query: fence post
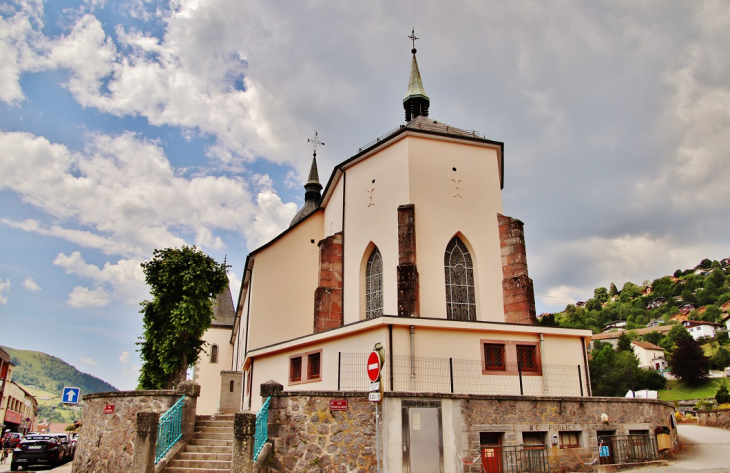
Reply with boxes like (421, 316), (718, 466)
(629, 369), (635, 397)
(231, 412), (257, 473)
(449, 358), (454, 394)
(131, 411), (159, 473)
(578, 365), (583, 397)
(338, 352), (341, 391)
(518, 362), (524, 396)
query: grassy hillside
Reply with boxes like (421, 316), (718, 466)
(2, 346), (117, 423)
(657, 378), (728, 401)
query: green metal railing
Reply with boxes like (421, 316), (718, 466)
(155, 396), (185, 464)
(254, 397), (271, 460)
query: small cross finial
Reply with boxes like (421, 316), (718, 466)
(307, 131), (325, 156)
(408, 27), (419, 52)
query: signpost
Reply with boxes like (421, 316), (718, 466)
(62, 387), (81, 405)
(367, 343), (385, 473)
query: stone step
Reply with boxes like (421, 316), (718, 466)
(194, 425), (233, 434)
(169, 459), (232, 469)
(196, 414), (235, 421)
(193, 432), (234, 440)
(185, 445), (232, 454)
(188, 438), (233, 447)
(195, 421), (234, 428)
(176, 452), (232, 462)
(165, 466), (230, 473)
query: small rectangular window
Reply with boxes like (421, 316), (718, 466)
(483, 344), (506, 371)
(307, 352), (321, 380)
(290, 356), (302, 382)
(516, 345), (538, 372)
(560, 431), (581, 449)
(522, 432), (546, 447)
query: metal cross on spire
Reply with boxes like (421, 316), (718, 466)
(307, 131), (325, 157)
(408, 27), (419, 52)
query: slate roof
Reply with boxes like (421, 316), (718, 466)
(631, 340), (664, 351)
(211, 284), (235, 328)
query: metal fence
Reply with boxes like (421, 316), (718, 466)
(479, 445), (549, 473)
(253, 396), (271, 460)
(598, 435), (658, 465)
(339, 353), (588, 397)
(155, 396), (185, 464)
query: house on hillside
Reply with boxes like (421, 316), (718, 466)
(678, 302), (696, 315)
(721, 257), (730, 267)
(682, 320), (722, 340)
(646, 297), (666, 310)
(602, 320), (627, 332)
(631, 341), (666, 371)
(589, 324), (674, 351)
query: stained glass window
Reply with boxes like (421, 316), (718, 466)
(366, 247), (383, 319)
(445, 237), (476, 320)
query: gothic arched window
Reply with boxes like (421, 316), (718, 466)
(444, 236), (476, 321)
(366, 247), (384, 319)
(211, 344), (219, 364)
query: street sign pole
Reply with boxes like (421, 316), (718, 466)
(367, 344), (385, 473)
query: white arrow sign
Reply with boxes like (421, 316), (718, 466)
(62, 387), (81, 405)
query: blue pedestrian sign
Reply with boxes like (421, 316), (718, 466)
(62, 386), (81, 405)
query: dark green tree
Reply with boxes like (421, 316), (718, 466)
(609, 283), (619, 297)
(660, 324), (693, 352)
(642, 331), (663, 346)
(589, 344), (665, 396)
(716, 384), (730, 405)
(586, 298), (602, 311)
(137, 246), (229, 389)
(594, 287), (609, 304)
(668, 338), (710, 385)
(710, 347), (730, 370)
(617, 332), (633, 352)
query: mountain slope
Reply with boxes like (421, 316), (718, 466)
(2, 346), (117, 396)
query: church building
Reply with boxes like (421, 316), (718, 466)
(188, 36), (654, 473)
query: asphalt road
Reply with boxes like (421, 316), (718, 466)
(0, 457), (72, 472)
(622, 424), (730, 473)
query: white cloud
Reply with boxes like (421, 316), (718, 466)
(79, 356), (98, 366)
(22, 277), (41, 291)
(54, 251), (147, 306)
(0, 278), (10, 305)
(67, 285), (111, 307)
(119, 351), (138, 376)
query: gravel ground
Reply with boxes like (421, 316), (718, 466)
(621, 424), (730, 473)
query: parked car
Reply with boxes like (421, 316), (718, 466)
(48, 433), (74, 461)
(10, 435), (63, 471)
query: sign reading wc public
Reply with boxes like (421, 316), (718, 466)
(62, 386), (81, 405)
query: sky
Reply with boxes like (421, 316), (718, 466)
(1, 0), (729, 391)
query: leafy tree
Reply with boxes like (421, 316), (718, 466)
(710, 347), (730, 370)
(698, 258), (712, 270)
(594, 287), (609, 304)
(680, 289), (697, 305)
(586, 298), (602, 311)
(702, 305), (722, 323)
(137, 246), (229, 389)
(668, 338), (710, 385)
(716, 384), (730, 405)
(589, 344), (665, 396)
(609, 283), (619, 297)
(660, 324), (693, 351)
(674, 269), (683, 278)
(617, 332), (633, 352)
(642, 331), (663, 346)
(537, 313), (557, 327)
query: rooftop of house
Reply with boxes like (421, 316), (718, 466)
(592, 324), (674, 340)
(631, 340), (664, 351)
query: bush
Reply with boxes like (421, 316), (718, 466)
(716, 384), (730, 405)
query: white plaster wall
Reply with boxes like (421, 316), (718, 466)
(340, 139), (410, 323)
(407, 136), (505, 322)
(194, 328), (234, 415)
(323, 176), (344, 237)
(245, 212), (324, 351)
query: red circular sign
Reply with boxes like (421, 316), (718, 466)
(367, 351), (381, 382)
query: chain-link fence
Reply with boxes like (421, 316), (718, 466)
(338, 353), (589, 396)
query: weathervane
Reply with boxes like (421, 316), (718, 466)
(307, 131), (325, 157)
(408, 27), (419, 53)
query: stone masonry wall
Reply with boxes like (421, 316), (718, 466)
(461, 396), (677, 473)
(697, 408), (730, 430)
(265, 391), (377, 473)
(397, 204), (420, 317)
(314, 232), (343, 333)
(73, 383), (198, 473)
(498, 214), (537, 325)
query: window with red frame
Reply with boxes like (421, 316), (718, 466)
(516, 345), (538, 372)
(483, 344), (506, 371)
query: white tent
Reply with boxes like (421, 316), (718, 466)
(625, 389), (658, 399)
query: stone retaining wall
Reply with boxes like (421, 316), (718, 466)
(260, 383), (676, 473)
(697, 408), (730, 430)
(72, 382), (198, 473)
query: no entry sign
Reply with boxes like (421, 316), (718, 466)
(367, 351), (381, 382)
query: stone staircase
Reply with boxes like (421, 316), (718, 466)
(164, 414), (234, 473)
